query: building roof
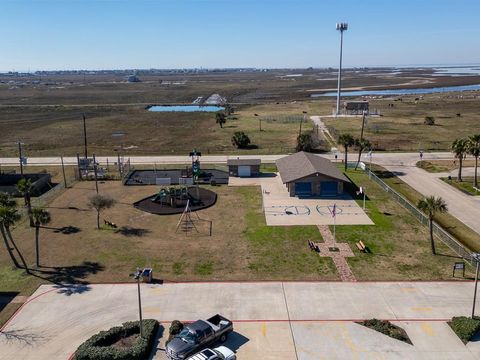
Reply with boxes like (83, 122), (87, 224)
(276, 152), (349, 184)
(227, 158), (261, 166)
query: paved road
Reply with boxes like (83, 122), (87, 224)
(0, 282), (479, 359)
(370, 153), (480, 237)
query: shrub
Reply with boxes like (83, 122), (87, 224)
(166, 320), (184, 344)
(424, 116), (435, 126)
(75, 319), (159, 360)
(231, 131), (251, 149)
(358, 319), (412, 345)
(296, 133), (314, 152)
(448, 316), (480, 344)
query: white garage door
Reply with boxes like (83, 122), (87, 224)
(238, 165), (251, 177)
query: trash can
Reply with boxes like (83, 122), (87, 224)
(142, 268), (153, 283)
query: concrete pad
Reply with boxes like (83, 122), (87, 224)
(1, 282), (479, 359)
(230, 174), (373, 226)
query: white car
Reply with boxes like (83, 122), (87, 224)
(187, 346), (236, 360)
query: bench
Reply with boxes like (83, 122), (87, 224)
(308, 241), (320, 253)
(355, 241), (369, 253)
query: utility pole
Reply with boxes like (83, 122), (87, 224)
(336, 22), (348, 116)
(82, 113), (88, 160)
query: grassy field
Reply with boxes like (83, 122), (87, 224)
(1, 71), (480, 157)
(0, 103), (316, 157)
(441, 177), (480, 196)
(323, 94), (480, 151)
(337, 169), (475, 280)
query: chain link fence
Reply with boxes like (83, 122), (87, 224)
(356, 162), (475, 265)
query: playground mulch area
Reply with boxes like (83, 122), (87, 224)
(133, 186), (217, 215)
(124, 169), (229, 186)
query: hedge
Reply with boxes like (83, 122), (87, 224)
(448, 316), (480, 344)
(75, 319), (159, 360)
(358, 319), (412, 345)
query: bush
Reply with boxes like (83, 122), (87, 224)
(167, 320), (184, 344)
(359, 319), (412, 345)
(296, 133), (314, 152)
(75, 319), (159, 360)
(231, 131), (251, 149)
(449, 316), (480, 344)
(424, 116), (435, 126)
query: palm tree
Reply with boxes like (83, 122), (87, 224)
(417, 196), (448, 255)
(0, 193), (20, 268)
(451, 138), (468, 182)
(89, 194), (116, 229)
(31, 207), (51, 267)
(467, 134), (480, 188)
(16, 178), (34, 226)
(0, 205), (29, 273)
(355, 138), (371, 170)
(338, 134), (355, 171)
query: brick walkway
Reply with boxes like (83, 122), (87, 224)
(316, 225), (356, 282)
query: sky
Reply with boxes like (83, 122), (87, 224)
(1, 0), (480, 71)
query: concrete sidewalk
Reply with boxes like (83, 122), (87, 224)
(1, 282), (479, 359)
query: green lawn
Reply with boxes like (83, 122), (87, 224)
(441, 177), (480, 196)
(335, 169), (475, 280)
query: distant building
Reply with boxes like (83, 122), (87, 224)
(344, 101), (369, 115)
(127, 75), (140, 83)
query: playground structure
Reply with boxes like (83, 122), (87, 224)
(133, 185), (217, 215)
(151, 185), (201, 209)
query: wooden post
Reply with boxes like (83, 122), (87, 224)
(61, 155), (67, 188)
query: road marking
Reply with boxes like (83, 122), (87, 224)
(261, 323), (267, 337)
(143, 306), (161, 314)
(401, 287), (418, 292)
(411, 307), (433, 312)
(421, 323), (435, 336)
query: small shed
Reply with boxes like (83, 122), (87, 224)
(227, 158), (261, 177)
(276, 152), (349, 197)
(344, 101), (369, 115)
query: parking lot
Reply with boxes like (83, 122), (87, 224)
(229, 174), (373, 226)
(1, 282), (479, 359)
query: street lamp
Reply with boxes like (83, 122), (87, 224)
(16, 140), (26, 176)
(132, 268), (145, 338)
(254, 113), (261, 131)
(472, 253), (480, 318)
(336, 22), (348, 116)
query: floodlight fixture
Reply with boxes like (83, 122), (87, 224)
(335, 22), (348, 115)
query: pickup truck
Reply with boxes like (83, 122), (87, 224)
(166, 314), (233, 360)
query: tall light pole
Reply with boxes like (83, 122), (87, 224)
(133, 268), (144, 338)
(336, 22), (348, 116)
(16, 140), (25, 176)
(472, 253), (480, 318)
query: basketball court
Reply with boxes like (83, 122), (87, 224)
(229, 174), (373, 226)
